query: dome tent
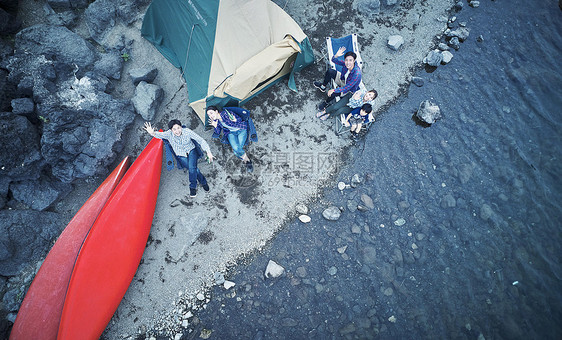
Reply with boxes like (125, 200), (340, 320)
(141, 0), (314, 123)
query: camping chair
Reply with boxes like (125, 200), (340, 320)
(334, 110), (375, 136)
(325, 34), (371, 135)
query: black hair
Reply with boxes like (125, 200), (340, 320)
(368, 90), (378, 99)
(344, 51), (357, 60)
(361, 103), (372, 113)
(206, 105), (219, 112)
(168, 119), (182, 129)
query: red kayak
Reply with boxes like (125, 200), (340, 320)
(57, 137), (162, 340)
(10, 157), (131, 340)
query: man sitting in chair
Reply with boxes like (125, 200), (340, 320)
(314, 46), (362, 111)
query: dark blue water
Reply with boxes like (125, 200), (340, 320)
(177, 1), (562, 339)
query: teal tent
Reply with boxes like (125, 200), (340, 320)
(141, 0), (314, 121)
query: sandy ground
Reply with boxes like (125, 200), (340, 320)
(17, 0), (455, 338)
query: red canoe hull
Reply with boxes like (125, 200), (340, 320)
(9, 157), (131, 340)
(57, 138), (162, 340)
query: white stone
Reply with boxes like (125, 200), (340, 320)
(265, 260), (285, 278)
(387, 35), (404, 50)
(196, 292), (205, 301)
(394, 218), (406, 226)
(299, 215), (311, 223)
(338, 181), (347, 190)
(441, 51), (453, 64)
(224, 280), (236, 289)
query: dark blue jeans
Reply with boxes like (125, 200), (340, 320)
(322, 68), (342, 104)
(177, 151), (207, 189)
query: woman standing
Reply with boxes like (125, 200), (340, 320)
(144, 120), (214, 197)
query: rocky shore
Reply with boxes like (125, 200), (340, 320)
(0, 0), (462, 338)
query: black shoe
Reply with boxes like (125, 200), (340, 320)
(190, 188), (197, 197)
(245, 161), (254, 173)
(313, 81), (326, 92)
(202, 184), (210, 192)
(318, 101), (328, 111)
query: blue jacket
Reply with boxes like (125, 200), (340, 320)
(212, 107), (258, 146)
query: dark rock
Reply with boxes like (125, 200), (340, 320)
(132, 81), (164, 121)
(0, 176), (9, 210)
(0, 114), (44, 182)
(360, 194), (375, 209)
(322, 206), (341, 221)
(448, 37), (460, 50)
(10, 98), (34, 116)
(477, 35), (484, 42)
(454, 1), (463, 11)
(446, 27), (470, 42)
(47, 0), (71, 11)
(85, 0), (117, 44)
(10, 178), (70, 211)
(69, 0), (89, 9)
(0, 7), (21, 35)
(416, 100), (442, 124)
(440, 194), (456, 208)
(14, 24), (95, 69)
(94, 51), (123, 80)
(0, 209), (62, 276)
(2, 287), (22, 312)
(353, 0), (381, 16)
(411, 76), (424, 87)
(423, 50), (443, 67)
(129, 67), (158, 86)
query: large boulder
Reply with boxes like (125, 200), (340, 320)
(38, 77), (135, 182)
(416, 100), (442, 124)
(0, 209), (62, 277)
(93, 50), (123, 80)
(14, 24), (95, 69)
(131, 81), (164, 121)
(85, 0), (151, 44)
(0, 0), (21, 36)
(129, 67), (158, 86)
(10, 178), (70, 211)
(0, 113), (44, 182)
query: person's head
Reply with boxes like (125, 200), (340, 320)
(206, 105), (220, 120)
(168, 119), (182, 136)
(363, 90), (378, 102)
(360, 103), (372, 115)
(344, 51), (357, 70)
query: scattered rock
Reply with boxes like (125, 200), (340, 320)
(469, 1), (480, 8)
(448, 36), (460, 50)
(223, 280), (235, 289)
(351, 224), (361, 234)
(398, 200), (410, 211)
(438, 43), (450, 51)
(296, 266), (307, 278)
(353, 0), (381, 16)
(388, 315), (397, 323)
(196, 293), (205, 301)
(387, 35), (404, 50)
(383, 287), (393, 296)
(295, 203), (309, 215)
(129, 67), (158, 86)
(213, 272), (225, 285)
(132, 81), (164, 121)
(337, 245), (348, 254)
(298, 215), (311, 223)
(322, 206), (342, 221)
(423, 49), (443, 67)
(416, 100), (442, 124)
(480, 204), (493, 221)
(441, 50), (453, 64)
(328, 266), (337, 275)
(337, 181), (347, 191)
(454, 0), (463, 11)
(394, 218), (406, 226)
(350, 174), (362, 188)
(441, 194), (456, 208)
(411, 76), (424, 87)
(477, 34), (484, 42)
(360, 194), (375, 209)
(265, 260), (285, 278)
(446, 27), (470, 42)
